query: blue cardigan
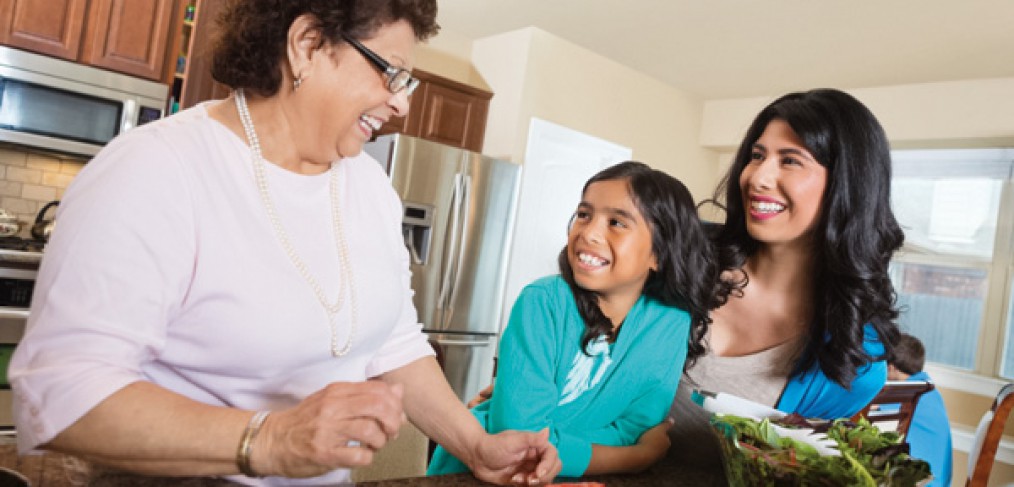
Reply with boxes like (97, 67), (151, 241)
(903, 371), (952, 487)
(776, 324), (888, 419)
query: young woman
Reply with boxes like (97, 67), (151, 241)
(689, 88), (903, 418)
(9, 1), (559, 485)
(429, 162), (727, 477)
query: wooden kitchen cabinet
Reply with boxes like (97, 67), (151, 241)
(0, 0), (177, 81)
(377, 68), (492, 153)
(81, 0), (176, 80)
(0, 0), (89, 60)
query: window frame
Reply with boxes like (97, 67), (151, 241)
(889, 149), (1014, 380)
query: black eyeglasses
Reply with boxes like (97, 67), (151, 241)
(341, 34), (419, 96)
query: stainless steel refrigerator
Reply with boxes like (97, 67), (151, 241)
(364, 134), (521, 403)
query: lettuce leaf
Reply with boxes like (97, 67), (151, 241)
(711, 415), (931, 486)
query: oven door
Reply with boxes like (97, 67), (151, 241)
(0, 307), (26, 432)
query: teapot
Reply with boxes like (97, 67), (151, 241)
(32, 201), (59, 242)
(0, 208), (21, 237)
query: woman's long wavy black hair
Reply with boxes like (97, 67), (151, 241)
(559, 162), (730, 368)
(713, 88), (904, 387)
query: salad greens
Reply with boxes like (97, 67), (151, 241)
(712, 414), (931, 486)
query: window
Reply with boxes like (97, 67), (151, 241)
(890, 149), (1014, 377)
(1005, 282), (1014, 377)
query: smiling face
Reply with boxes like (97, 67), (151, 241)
(739, 118), (828, 248)
(295, 20), (416, 164)
(567, 179), (657, 303)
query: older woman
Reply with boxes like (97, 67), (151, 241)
(9, 1), (559, 485)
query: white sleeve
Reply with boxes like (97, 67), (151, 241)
(9, 127), (197, 451)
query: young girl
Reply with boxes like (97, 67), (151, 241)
(427, 161), (726, 477)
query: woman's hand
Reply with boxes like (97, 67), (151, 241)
(465, 428), (561, 485)
(251, 381), (406, 478)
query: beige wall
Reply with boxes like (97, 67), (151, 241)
(941, 388), (1010, 485)
(470, 29), (533, 164)
(953, 449), (1014, 487)
(699, 78), (1014, 150)
(467, 27), (720, 202)
(415, 29), (491, 91)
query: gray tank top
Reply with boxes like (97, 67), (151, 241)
(686, 336), (802, 406)
(667, 336), (805, 464)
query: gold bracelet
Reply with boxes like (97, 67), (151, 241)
(236, 410), (271, 478)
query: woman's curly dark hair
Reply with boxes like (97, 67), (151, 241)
(712, 88), (904, 388)
(211, 0), (438, 97)
(558, 161), (731, 369)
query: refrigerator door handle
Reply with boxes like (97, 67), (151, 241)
(403, 231), (424, 265)
(431, 337), (491, 347)
(437, 173), (464, 325)
(444, 173), (472, 327)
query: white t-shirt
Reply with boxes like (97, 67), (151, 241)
(9, 104), (434, 485)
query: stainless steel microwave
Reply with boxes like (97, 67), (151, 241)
(0, 45), (168, 158)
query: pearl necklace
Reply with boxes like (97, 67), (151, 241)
(235, 89), (357, 357)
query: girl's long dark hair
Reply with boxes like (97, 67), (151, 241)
(558, 161), (731, 368)
(713, 88), (903, 387)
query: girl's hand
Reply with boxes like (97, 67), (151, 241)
(250, 381), (406, 478)
(634, 417), (675, 469)
(468, 383), (494, 408)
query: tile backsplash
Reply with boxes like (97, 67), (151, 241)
(0, 144), (84, 238)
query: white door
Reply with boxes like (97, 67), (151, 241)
(499, 118), (632, 336)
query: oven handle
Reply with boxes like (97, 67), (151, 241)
(0, 307), (29, 320)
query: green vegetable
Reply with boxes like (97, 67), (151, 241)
(711, 414), (931, 486)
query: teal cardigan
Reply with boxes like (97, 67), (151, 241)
(427, 275), (690, 477)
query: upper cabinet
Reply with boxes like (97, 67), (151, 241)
(0, 0), (177, 81)
(0, 0), (89, 60)
(378, 69), (492, 153)
(81, 0), (176, 80)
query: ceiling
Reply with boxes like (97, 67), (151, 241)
(434, 0), (1014, 100)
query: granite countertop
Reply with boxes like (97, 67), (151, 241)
(0, 427), (727, 486)
(355, 441), (726, 486)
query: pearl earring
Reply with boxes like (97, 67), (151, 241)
(293, 75), (303, 91)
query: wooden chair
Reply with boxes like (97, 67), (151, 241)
(851, 380), (935, 436)
(967, 383), (1014, 487)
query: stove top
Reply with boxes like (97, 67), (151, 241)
(0, 237), (44, 267)
(0, 237), (44, 253)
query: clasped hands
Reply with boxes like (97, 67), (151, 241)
(246, 381), (560, 484)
